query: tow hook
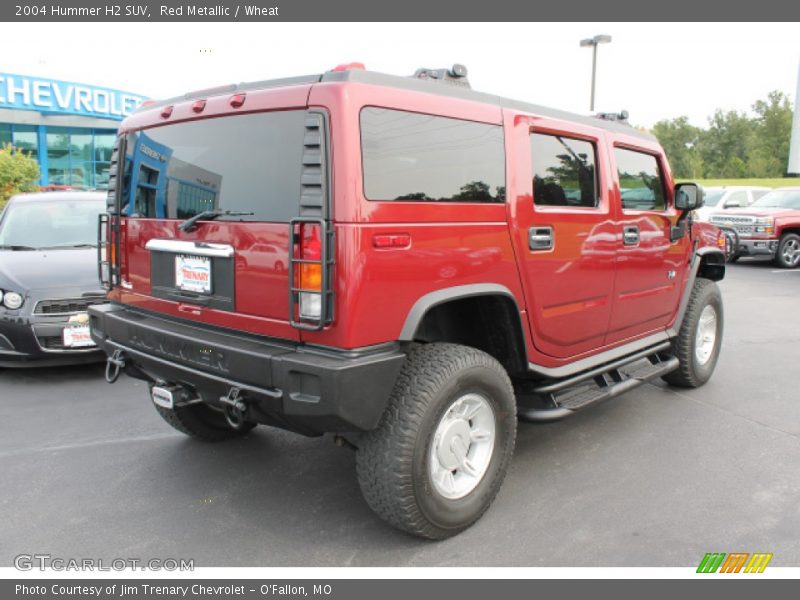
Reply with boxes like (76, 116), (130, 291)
(220, 387), (248, 429)
(105, 349), (126, 383)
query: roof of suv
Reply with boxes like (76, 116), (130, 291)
(141, 67), (656, 142)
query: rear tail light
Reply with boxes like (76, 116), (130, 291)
(331, 62), (366, 72)
(289, 218), (332, 329)
(294, 222), (324, 321)
(98, 213), (120, 289)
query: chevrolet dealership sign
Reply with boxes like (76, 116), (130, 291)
(0, 73), (147, 120)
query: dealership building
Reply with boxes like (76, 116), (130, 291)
(0, 73), (147, 188)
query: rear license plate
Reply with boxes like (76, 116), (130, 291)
(62, 321), (95, 348)
(175, 255), (212, 294)
(151, 386), (175, 409)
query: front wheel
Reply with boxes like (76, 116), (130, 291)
(775, 233), (800, 269)
(663, 278), (723, 388)
(724, 233), (739, 263)
(356, 343), (517, 540)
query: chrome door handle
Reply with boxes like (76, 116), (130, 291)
(623, 225), (640, 246)
(529, 227), (554, 251)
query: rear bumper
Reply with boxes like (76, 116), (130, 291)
(88, 303), (406, 434)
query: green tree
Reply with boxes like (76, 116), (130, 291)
(0, 144), (40, 208)
(749, 91), (793, 177)
(652, 116), (703, 178)
(697, 110), (756, 178)
(451, 180), (495, 202)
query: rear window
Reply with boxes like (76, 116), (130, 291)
(120, 110), (306, 222)
(360, 107), (505, 203)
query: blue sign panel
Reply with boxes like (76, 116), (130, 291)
(0, 73), (147, 121)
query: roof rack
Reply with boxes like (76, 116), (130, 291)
(131, 65), (654, 142)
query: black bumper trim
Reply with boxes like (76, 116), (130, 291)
(103, 339), (284, 400)
(89, 303), (407, 434)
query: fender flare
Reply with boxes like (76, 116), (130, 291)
(398, 283), (523, 341)
(669, 246), (725, 337)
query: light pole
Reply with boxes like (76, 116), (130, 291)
(580, 35), (612, 112)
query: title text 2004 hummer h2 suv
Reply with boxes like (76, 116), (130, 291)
(90, 64), (726, 539)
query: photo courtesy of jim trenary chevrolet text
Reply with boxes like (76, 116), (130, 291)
(1, 0), (800, 596)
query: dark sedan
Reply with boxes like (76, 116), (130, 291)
(0, 191), (107, 367)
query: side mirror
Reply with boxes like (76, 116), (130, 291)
(675, 183), (704, 211)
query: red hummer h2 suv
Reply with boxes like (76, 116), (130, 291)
(90, 64), (726, 539)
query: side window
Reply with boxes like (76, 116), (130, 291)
(615, 148), (666, 211)
(531, 133), (598, 208)
(725, 191), (747, 207)
(750, 189), (769, 204)
(360, 107), (506, 203)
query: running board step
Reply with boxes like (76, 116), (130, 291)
(517, 354), (679, 423)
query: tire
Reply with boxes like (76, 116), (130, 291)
(356, 343), (517, 540)
(774, 233), (800, 269)
(154, 398), (256, 442)
(723, 233), (736, 262)
(662, 278), (723, 388)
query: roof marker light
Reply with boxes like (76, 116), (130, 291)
(332, 62), (366, 72)
(192, 100), (206, 113)
(230, 94), (246, 108)
(160, 105), (173, 118)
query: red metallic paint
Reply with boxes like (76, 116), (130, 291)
(110, 78), (722, 370)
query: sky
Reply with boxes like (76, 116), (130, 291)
(1, 21), (798, 128)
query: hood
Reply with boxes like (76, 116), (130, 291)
(0, 248), (104, 296)
(716, 207), (799, 219)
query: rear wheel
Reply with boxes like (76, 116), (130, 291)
(356, 343), (516, 540)
(154, 395), (256, 442)
(775, 233), (800, 269)
(663, 278), (723, 388)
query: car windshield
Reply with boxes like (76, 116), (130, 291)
(702, 188), (725, 207)
(0, 198), (105, 250)
(750, 190), (800, 210)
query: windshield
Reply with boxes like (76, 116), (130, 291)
(702, 188), (725, 207)
(119, 110), (306, 222)
(750, 190), (800, 210)
(0, 199), (104, 249)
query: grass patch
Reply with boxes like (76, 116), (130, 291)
(676, 177), (800, 188)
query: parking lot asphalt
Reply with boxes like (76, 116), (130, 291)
(1, 259), (799, 568)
